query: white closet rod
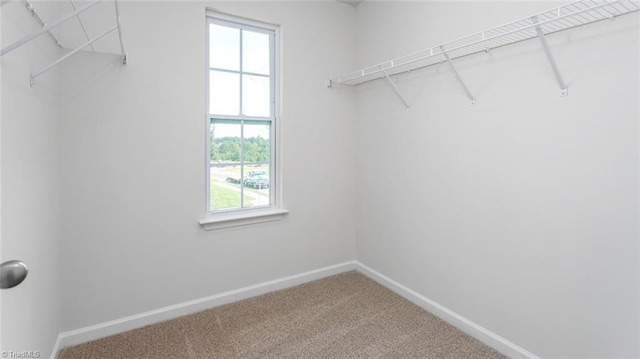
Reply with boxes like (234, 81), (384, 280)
(0, 0), (102, 57)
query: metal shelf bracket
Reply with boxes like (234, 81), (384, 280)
(532, 16), (568, 97)
(30, 25), (118, 87)
(22, 0), (62, 49)
(379, 65), (411, 109)
(440, 46), (476, 106)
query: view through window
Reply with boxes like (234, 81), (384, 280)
(207, 15), (276, 213)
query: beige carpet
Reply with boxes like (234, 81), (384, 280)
(58, 271), (506, 359)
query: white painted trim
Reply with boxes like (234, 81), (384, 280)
(355, 262), (540, 359)
(58, 261), (356, 349)
(199, 208), (289, 230)
(49, 333), (63, 359)
(55, 260), (536, 358)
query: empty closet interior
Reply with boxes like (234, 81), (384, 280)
(1, 1), (638, 358)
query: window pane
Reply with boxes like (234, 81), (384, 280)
(242, 30), (270, 75)
(209, 120), (271, 211)
(210, 70), (239, 116)
(242, 164), (270, 208)
(209, 24), (239, 71)
(242, 75), (270, 117)
(210, 120), (242, 211)
(243, 121), (271, 163)
(242, 121), (271, 208)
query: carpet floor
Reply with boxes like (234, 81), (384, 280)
(58, 271), (506, 359)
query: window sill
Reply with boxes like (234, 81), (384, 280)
(199, 208), (289, 231)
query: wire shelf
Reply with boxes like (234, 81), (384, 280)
(1, 0), (126, 86)
(328, 0), (640, 87)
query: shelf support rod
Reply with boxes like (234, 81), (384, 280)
(532, 16), (568, 96)
(22, 0), (62, 48)
(68, 0), (96, 52)
(379, 66), (410, 109)
(30, 25), (118, 86)
(0, 0), (102, 57)
(440, 46), (476, 105)
(114, 0), (127, 64)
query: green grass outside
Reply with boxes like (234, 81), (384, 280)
(210, 180), (254, 211)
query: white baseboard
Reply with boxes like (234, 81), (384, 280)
(49, 334), (63, 359)
(55, 261), (357, 354)
(53, 260), (537, 359)
(355, 262), (539, 359)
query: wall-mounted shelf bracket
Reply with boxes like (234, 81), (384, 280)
(22, 0), (63, 49)
(379, 65), (411, 109)
(440, 46), (476, 106)
(0, 0), (101, 57)
(532, 16), (568, 97)
(114, 0), (127, 64)
(30, 25), (118, 86)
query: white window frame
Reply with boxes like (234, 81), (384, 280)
(200, 11), (286, 230)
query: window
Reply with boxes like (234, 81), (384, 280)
(204, 12), (283, 227)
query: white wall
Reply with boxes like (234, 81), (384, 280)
(4, 1), (638, 357)
(355, 2), (639, 357)
(58, 1), (357, 332)
(1, 4), (62, 358)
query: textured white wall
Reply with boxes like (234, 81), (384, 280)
(354, 2), (639, 357)
(58, 1), (358, 332)
(1, 4), (62, 358)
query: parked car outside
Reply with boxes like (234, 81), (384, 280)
(244, 175), (270, 189)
